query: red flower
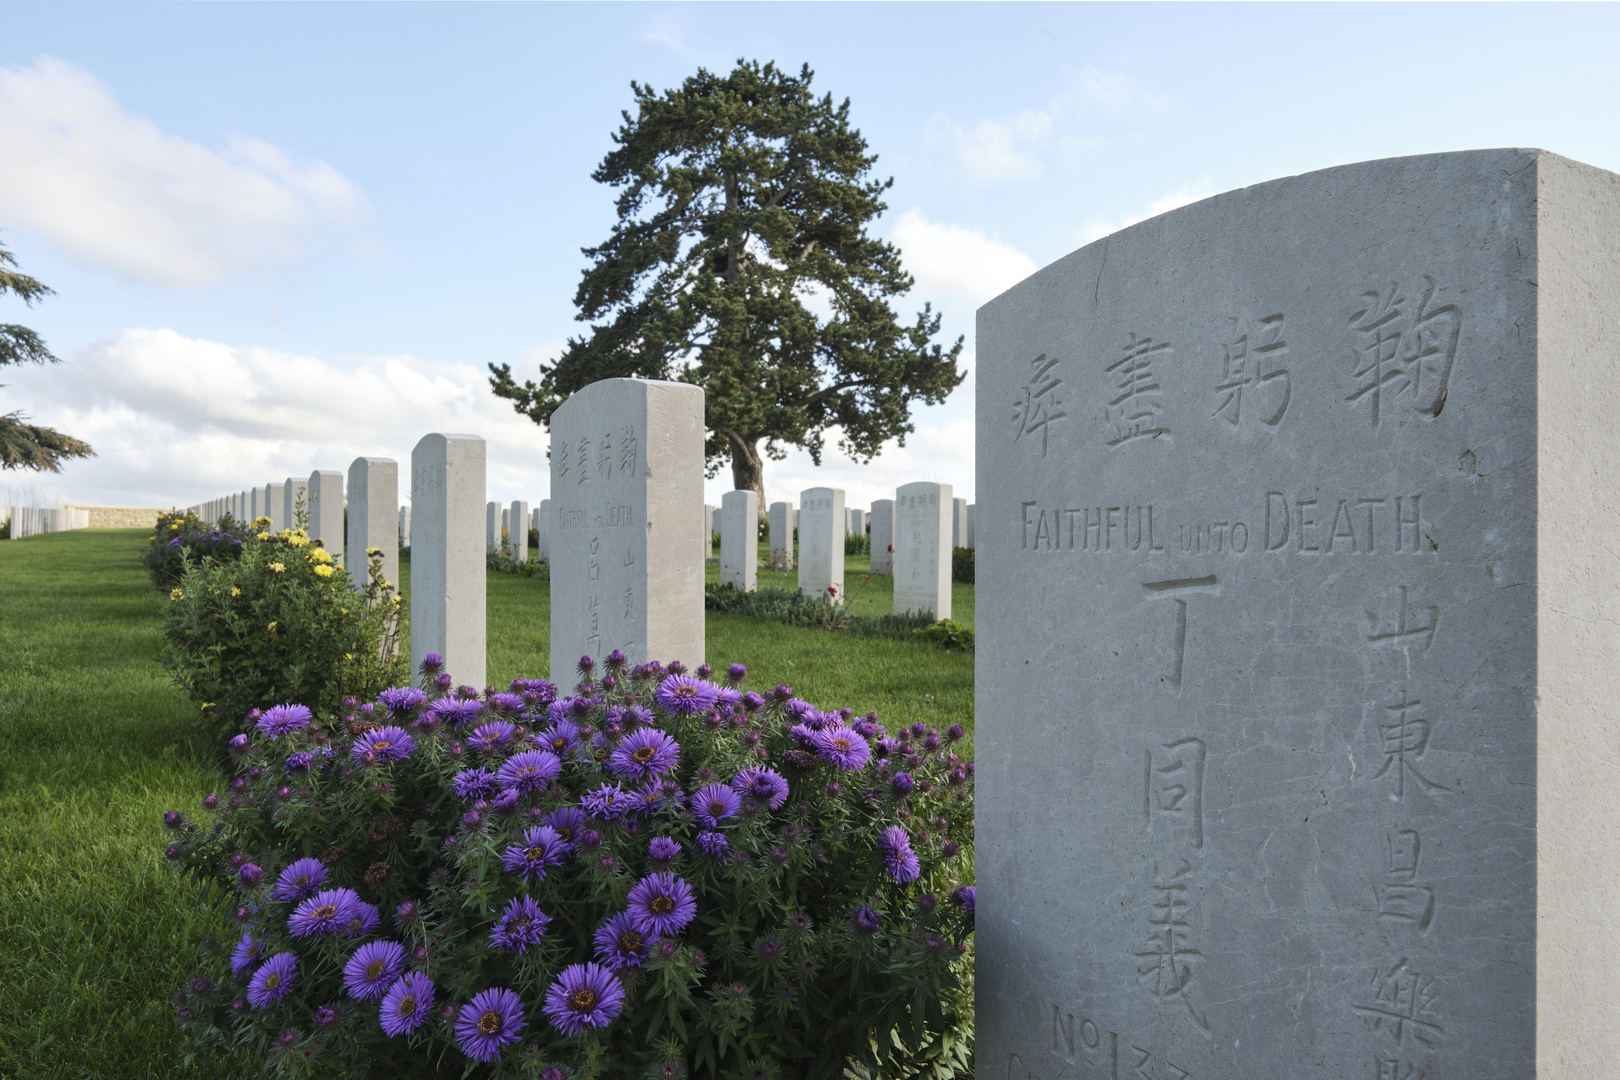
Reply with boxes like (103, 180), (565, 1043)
(827, 585), (838, 597)
(887, 544), (894, 552)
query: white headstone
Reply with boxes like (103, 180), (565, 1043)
(550, 378), (704, 677)
(486, 501), (500, 553)
(307, 470), (345, 566)
(951, 497), (967, 548)
(399, 506), (412, 548)
(845, 506), (854, 536)
(265, 483), (285, 533)
(536, 499), (551, 562)
(250, 487), (263, 523)
(869, 498), (894, 576)
(410, 433), (486, 689)
(796, 487), (844, 599)
(704, 504), (716, 557)
(720, 489), (759, 591)
(851, 507), (864, 536)
(894, 481), (951, 620)
(530, 506), (543, 554)
(347, 457), (399, 593)
(768, 501), (794, 570)
(966, 503), (976, 550)
(283, 478), (308, 532)
(509, 500), (529, 563)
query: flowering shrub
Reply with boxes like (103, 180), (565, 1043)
(142, 509), (254, 591)
(160, 524), (406, 737)
(162, 655), (975, 1078)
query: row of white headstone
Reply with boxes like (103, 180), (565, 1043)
(485, 500), (552, 563)
(6, 506), (90, 538)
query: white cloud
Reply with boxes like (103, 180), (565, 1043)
(0, 57), (370, 287)
(890, 209), (1037, 308)
(1079, 184), (1217, 244)
(1, 329), (550, 507)
(926, 112), (1052, 182)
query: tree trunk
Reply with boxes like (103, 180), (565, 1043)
(726, 431), (766, 509)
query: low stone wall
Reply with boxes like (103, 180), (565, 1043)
(77, 506), (171, 529)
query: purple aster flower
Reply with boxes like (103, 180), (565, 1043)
(230, 931), (264, 973)
(486, 692), (524, 716)
(315, 1005), (337, 1028)
(237, 863), (263, 888)
(343, 940), (407, 1001)
(626, 873), (697, 938)
(877, 826), (921, 884)
(452, 767), (500, 802)
(544, 806), (586, 848)
(467, 721), (518, 754)
(542, 962), (625, 1036)
(380, 970), (435, 1037)
(247, 952), (297, 1009)
(653, 674), (720, 716)
(455, 987), (527, 1063)
(851, 905), (882, 935)
(607, 727), (681, 781)
(284, 751), (313, 774)
(419, 652), (445, 674)
(953, 885), (977, 915)
(342, 898), (381, 939)
(788, 724), (819, 751)
(581, 782), (633, 822)
(490, 894), (552, 953)
(502, 825), (568, 881)
(494, 749), (562, 793)
(592, 911), (651, 971)
(538, 719), (581, 757)
(715, 686), (743, 711)
(256, 704), (313, 738)
(352, 725), (415, 763)
(726, 662), (747, 683)
(429, 698), (484, 728)
(890, 771), (915, 796)
(270, 858), (328, 903)
(813, 725), (870, 771)
(377, 686), (428, 720)
(730, 766), (789, 810)
(696, 831), (730, 861)
(288, 888), (360, 938)
(690, 783), (740, 827)
(648, 836), (681, 868)
(783, 698), (815, 723)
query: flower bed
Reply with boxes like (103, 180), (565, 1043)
(141, 509), (253, 591)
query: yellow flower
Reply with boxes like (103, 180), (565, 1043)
(309, 548), (333, 564)
(200, 702), (215, 712)
(341, 607), (349, 614)
(366, 547), (381, 557)
(231, 586), (241, 597)
(269, 562), (286, 574)
(345, 653), (354, 661)
(257, 532), (272, 541)
(169, 588), (184, 600)
(268, 622), (278, 632)
(390, 596), (402, 608)
(314, 564), (335, 578)
(254, 516), (271, 529)
(170, 522), (181, 530)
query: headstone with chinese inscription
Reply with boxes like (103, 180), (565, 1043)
(410, 433), (486, 689)
(976, 149), (1620, 1079)
(796, 487), (844, 599)
(308, 470), (344, 566)
(509, 500), (529, 562)
(720, 489), (758, 592)
(347, 457), (399, 594)
(768, 501), (794, 570)
(869, 498), (894, 576)
(894, 482), (951, 620)
(549, 378), (705, 678)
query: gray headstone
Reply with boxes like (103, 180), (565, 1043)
(307, 470), (345, 566)
(486, 501), (500, 553)
(549, 378), (704, 676)
(704, 504), (716, 557)
(283, 478), (308, 532)
(845, 506), (854, 536)
(976, 149), (1620, 1079)
(851, 508), (865, 536)
(951, 496), (967, 548)
(720, 489), (759, 591)
(796, 487), (844, 599)
(250, 486), (263, 523)
(410, 434), (486, 689)
(966, 503), (976, 550)
(894, 482), (951, 620)
(536, 499), (551, 562)
(347, 457), (399, 594)
(768, 501), (795, 569)
(265, 483), (285, 533)
(869, 498), (894, 576)
(399, 506), (412, 548)
(509, 500), (529, 562)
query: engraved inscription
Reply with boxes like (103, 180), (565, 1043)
(574, 435), (591, 485)
(1346, 276), (1462, 428)
(1013, 354), (1069, 457)
(1130, 1047), (1193, 1080)
(1376, 827), (1435, 934)
(1144, 737), (1206, 850)
(1133, 859), (1207, 1030)
(1353, 959), (1444, 1049)
(1366, 585), (1439, 651)
(1105, 333), (1172, 449)
(1213, 313), (1290, 428)
(1143, 577), (1219, 691)
(1372, 691), (1450, 800)
(596, 429), (614, 479)
(619, 425), (638, 478)
(1374, 1059), (1436, 1080)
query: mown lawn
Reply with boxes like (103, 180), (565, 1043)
(1, 531), (972, 1077)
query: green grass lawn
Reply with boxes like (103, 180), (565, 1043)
(2, 532), (972, 1077)
(717, 544), (976, 628)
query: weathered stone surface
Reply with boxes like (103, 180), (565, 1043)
(720, 489), (759, 591)
(283, 478), (308, 532)
(549, 378), (704, 676)
(307, 471), (345, 566)
(347, 457), (399, 593)
(975, 149), (1620, 1079)
(768, 501), (794, 570)
(796, 487), (844, 598)
(869, 498), (894, 576)
(411, 434), (486, 689)
(509, 500), (529, 562)
(894, 482), (951, 619)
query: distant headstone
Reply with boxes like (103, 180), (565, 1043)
(399, 506), (412, 548)
(283, 478), (308, 532)
(536, 499), (551, 562)
(250, 487), (263, 523)
(347, 457), (399, 593)
(851, 508), (864, 536)
(486, 501), (500, 553)
(307, 471), (345, 566)
(845, 506), (854, 536)
(796, 487), (844, 599)
(767, 501), (794, 569)
(975, 149), (1620, 1078)
(720, 489), (759, 591)
(966, 503), (976, 549)
(950, 497), (967, 548)
(894, 482), (951, 619)
(704, 504), (716, 557)
(869, 498), (894, 576)
(410, 433), (486, 689)
(509, 500), (529, 562)
(549, 378), (704, 677)
(265, 483), (285, 533)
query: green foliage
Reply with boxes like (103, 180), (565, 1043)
(911, 621), (975, 653)
(705, 585), (947, 646)
(488, 547), (551, 580)
(487, 60), (965, 498)
(0, 237), (94, 472)
(951, 547), (974, 585)
(845, 530), (870, 556)
(141, 509), (254, 591)
(159, 528), (407, 739)
(164, 664), (974, 1077)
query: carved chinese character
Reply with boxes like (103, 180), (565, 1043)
(1353, 959), (1444, 1049)
(597, 431), (613, 480)
(1345, 277), (1462, 428)
(1213, 313), (1290, 428)
(1105, 333), (1172, 449)
(1366, 584), (1439, 651)
(619, 426), (638, 478)
(1372, 692), (1449, 799)
(1133, 860), (1207, 1030)
(1012, 353), (1068, 457)
(575, 436), (592, 484)
(1144, 737), (1206, 850)
(1376, 828), (1435, 933)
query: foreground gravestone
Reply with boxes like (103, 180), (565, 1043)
(283, 478), (308, 532)
(768, 501), (794, 570)
(509, 500), (529, 562)
(307, 471), (345, 566)
(894, 482), (951, 619)
(536, 499), (551, 562)
(797, 487), (844, 598)
(869, 498), (894, 576)
(411, 434), (486, 689)
(549, 378), (704, 677)
(720, 489), (758, 591)
(347, 457), (399, 593)
(976, 149), (1620, 1080)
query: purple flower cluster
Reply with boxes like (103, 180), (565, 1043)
(352, 725), (415, 763)
(626, 873), (697, 937)
(490, 895), (551, 953)
(256, 704), (312, 738)
(877, 826), (921, 883)
(543, 962), (625, 1036)
(730, 766), (789, 809)
(502, 825), (568, 881)
(343, 940), (406, 1001)
(653, 673), (719, 715)
(456, 987), (526, 1062)
(495, 749), (561, 793)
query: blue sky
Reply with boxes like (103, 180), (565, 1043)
(3, 2), (1618, 512)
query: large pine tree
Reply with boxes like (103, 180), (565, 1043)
(489, 60), (964, 501)
(1, 238), (93, 472)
